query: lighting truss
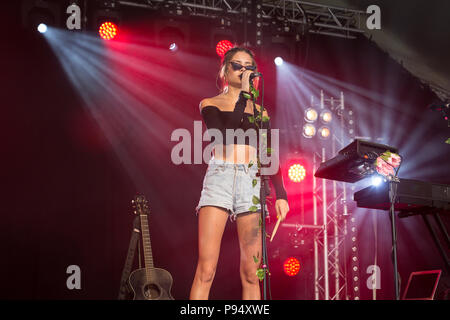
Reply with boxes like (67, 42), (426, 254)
(118, 0), (368, 39)
(262, 1), (367, 39)
(311, 90), (361, 300)
(117, 0), (244, 16)
(424, 82), (450, 104)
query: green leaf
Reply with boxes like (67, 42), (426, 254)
(262, 116), (270, 122)
(252, 178), (257, 188)
(252, 195), (260, 205)
(248, 161), (254, 168)
(253, 255), (259, 264)
(266, 147), (273, 155)
(251, 87), (260, 99)
(256, 268), (265, 281)
(247, 115), (255, 123)
(249, 205), (259, 212)
(446, 138), (450, 144)
(380, 151), (392, 161)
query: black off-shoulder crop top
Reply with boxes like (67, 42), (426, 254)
(200, 91), (288, 201)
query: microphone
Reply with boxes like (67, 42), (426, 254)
(239, 71), (263, 80)
(249, 72), (262, 80)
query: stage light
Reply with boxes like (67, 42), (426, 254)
(159, 26), (185, 51)
(304, 108), (318, 123)
(318, 126), (331, 139)
(320, 110), (332, 123)
(216, 40), (233, 58)
(37, 23), (48, 33)
(288, 164), (306, 182)
(371, 176), (383, 186)
(302, 124), (316, 138)
(93, 1), (121, 40)
(169, 43), (178, 51)
(99, 21), (118, 40)
(283, 257), (300, 276)
(22, 0), (59, 32)
(274, 57), (284, 66)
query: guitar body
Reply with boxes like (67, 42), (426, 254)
(128, 267), (174, 300)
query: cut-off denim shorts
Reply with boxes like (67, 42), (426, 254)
(195, 157), (269, 222)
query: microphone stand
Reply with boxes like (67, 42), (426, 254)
(250, 76), (272, 300)
(388, 175), (400, 300)
(374, 152), (402, 300)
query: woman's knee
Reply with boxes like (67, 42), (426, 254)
(240, 263), (259, 285)
(196, 261), (217, 283)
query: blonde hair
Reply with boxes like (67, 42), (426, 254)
(216, 46), (257, 93)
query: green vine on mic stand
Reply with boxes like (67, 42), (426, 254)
(246, 83), (273, 282)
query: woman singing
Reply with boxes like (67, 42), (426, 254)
(190, 47), (290, 300)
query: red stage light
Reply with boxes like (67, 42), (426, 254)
(288, 164), (306, 182)
(99, 22), (118, 40)
(283, 257), (300, 276)
(216, 40), (233, 58)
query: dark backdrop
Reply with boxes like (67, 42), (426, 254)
(2, 2), (449, 300)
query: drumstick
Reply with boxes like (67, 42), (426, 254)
(270, 217), (281, 242)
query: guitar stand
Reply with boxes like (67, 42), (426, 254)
(117, 215), (143, 300)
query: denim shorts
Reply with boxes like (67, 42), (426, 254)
(195, 157), (269, 221)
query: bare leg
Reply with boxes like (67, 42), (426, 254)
(236, 212), (262, 300)
(189, 206), (229, 300)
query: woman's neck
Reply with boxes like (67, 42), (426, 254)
(222, 85), (242, 101)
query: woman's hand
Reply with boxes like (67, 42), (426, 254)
(241, 69), (253, 93)
(275, 199), (289, 222)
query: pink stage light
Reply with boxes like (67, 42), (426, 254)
(288, 164), (306, 182)
(216, 40), (233, 58)
(99, 22), (118, 40)
(283, 257), (301, 276)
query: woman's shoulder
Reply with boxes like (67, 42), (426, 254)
(198, 95), (269, 116)
(199, 95), (226, 112)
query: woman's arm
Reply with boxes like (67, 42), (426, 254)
(257, 105), (288, 201)
(266, 121), (288, 201)
(200, 91), (250, 131)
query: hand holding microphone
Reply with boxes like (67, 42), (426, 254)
(240, 69), (262, 93)
(240, 69), (254, 93)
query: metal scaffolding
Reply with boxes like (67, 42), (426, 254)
(114, 0), (365, 300)
(118, 0), (368, 39)
(311, 90), (360, 300)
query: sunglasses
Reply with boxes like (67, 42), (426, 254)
(230, 61), (257, 71)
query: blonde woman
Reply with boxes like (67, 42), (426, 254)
(190, 47), (290, 300)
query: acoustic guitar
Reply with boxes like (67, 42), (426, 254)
(128, 194), (174, 300)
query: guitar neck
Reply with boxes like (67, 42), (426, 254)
(139, 214), (155, 278)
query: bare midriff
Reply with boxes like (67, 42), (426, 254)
(213, 144), (258, 164)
